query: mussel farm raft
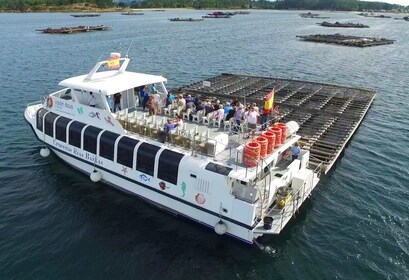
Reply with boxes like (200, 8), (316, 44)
(297, 34), (395, 47)
(175, 73), (376, 173)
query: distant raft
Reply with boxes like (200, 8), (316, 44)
(299, 12), (329, 19)
(318, 21), (369, 28)
(71, 13), (100, 17)
(169, 18), (204, 22)
(202, 12), (232, 18)
(297, 34), (395, 47)
(36, 25), (109, 34)
(121, 12), (144, 15)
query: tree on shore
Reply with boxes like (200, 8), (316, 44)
(0, 0), (405, 12)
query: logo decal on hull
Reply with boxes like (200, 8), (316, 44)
(46, 96), (53, 108)
(139, 174), (150, 182)
(181, 181), (186, 197)
(89, 112), (101, 119)
(121, 166), (128, 176)
(195, 193), (206, 205)
(159, 181), (169, 190)
(104, 116), (114, 126)
(77, 107), (84, 115)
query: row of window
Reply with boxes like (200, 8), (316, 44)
(37, 109), (184, 185)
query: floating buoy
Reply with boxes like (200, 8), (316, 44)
(40, 147), (50, 157)
(90, 170), (102, 182)
(214, 220), (227, 235)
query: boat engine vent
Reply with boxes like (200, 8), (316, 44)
(197, 178), (210, 194)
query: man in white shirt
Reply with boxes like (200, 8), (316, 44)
(89, 92), (97, 107)
(245, 107), (259, 137)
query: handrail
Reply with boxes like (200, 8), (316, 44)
(26, 100), (44, 107)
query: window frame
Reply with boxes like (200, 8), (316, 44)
(68, 121), (86, 148)
(158, 149), (184, 185)
(136, 143), (160, 176)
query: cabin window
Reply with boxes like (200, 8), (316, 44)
(136, 143), (160, 176)
(36, 108), (48, 132)
(68, 121), (86, 148)
(60, 89), (72, 100)
(117, 137), (139, 168)
(44, 112), (59, 137)
(55, 117), (71, 142)
(158, 150), (184, 185)
(99, 131), (120, 161)
(83, 126), (102, 154)
(205, 163), (232, 176)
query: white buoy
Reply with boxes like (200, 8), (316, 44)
(40, 147), (50, 157)
(214, 220), (227, 235)
(90, 170), (102, 182)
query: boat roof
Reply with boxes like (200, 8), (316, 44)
(58, 70), (167, 96)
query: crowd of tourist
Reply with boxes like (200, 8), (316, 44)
(133, 85), (279, 135)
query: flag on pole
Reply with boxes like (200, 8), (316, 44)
(262, 88), (275, 114)
(107, 55), (120, 69)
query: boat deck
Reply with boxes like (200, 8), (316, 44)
(172, 73), (376, 173)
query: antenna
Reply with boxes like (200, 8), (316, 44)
(96, 54), (104, 63)
(125, 38), (135, 58)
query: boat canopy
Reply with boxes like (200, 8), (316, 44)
(58, 71), (167, 96)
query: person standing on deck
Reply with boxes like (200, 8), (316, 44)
(89, 92), (96, 108)
(147, 95), (156, 116)
(292, 142), (300, 161)
(260, 89), (275, 130)
(233, 102), (244, 133)
(245, 106), (259, 137)
(177, 94), (186, 115)
(149, 84), (157, 95)
(153, 91), (160, 115)
(113, 93), (122, 112)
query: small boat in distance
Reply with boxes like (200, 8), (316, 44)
(202, 12), (231, 18)
(71, 13), (100, 17)
(121, 12), (144, 15)
(169, 18), (204, 22)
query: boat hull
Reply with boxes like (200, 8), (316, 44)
(24, 105), (255, 244)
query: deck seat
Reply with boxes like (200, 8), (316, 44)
(224, 118), (234, 132)
(212, 115), (225, 128)
(182, 108), (192, 121)
(192, 109), (205, 123)
(202, 111), (215, 125)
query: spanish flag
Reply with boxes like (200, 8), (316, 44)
(107, 56), (120, 69)
(263, 89), (275, 114)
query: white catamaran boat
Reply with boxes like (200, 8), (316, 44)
(24, 53), (321, 244)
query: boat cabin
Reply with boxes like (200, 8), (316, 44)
(51, 55), (168, 116)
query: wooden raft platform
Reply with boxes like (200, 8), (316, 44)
(71, 13), (100, 17)
(36, 25), (109, 34)
(174, 73), (376, 173)
(318, 21), (369, 28)
(297, 34), (395, 47)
